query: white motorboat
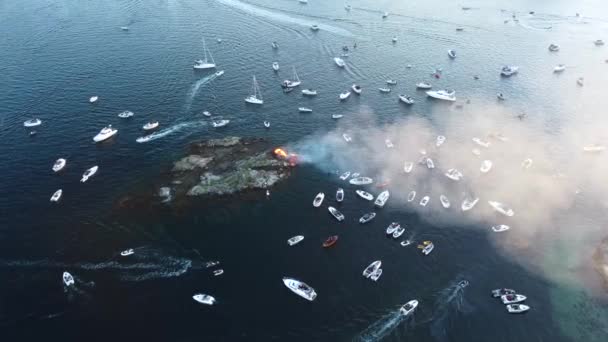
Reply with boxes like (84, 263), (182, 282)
(283, 277), (317, 301)
(445, 168), (463, 181)
(492, 288), (516, 298)
(193, 293), (216, 305)
(426, 89), (456, 101)
(299, 0), (308, 4)
(362, 260), (382, 278)
(245, 75), (264, 104)
(272, 41), (279, 49)
(310, 24), (320, 31)
(89, 96), (99, 103)
(595, 39), (604, 46)
(193, 37), (216, 69)
(392, 36), (397, 43)
(345, 4), (352, 11)
(350, 177), (373, 185)
(407, 190), (416, 202)
(282, 67), (301, 88)
(436, 135), (446, 147)
(577, 77), (584, 86)
(506, 304), (530, 314)
(480, 160), (493, 173)
(93, 125), (118, 142)
(80, 165), (99, 183)
(369, 268), (383, 281)
(386, 222), (400, 235)
(522, 158), (533, 169)
(472, 148), (481, 156)
(356, 190), (374, 201)
(392, 226), (405, 238)
(332, 114), (343, 119)
(416, 82), (432, 89)
(420, 241), (434, 255)
(342, 133), (352, 142)
(302, 89), (317, 96)
(448, 49), (456, 58)
(548, 43), (560, 52)
(583, 144), (606, 152)
(492, 225), (510, 232)
(143, 121), (159, 131)
(351, 84), (362, 94)
(23, 119), (42, 127)
(213, 269), (224, 276)
(497, 93), (506, 101)
(202, 111), (212, 117)
(351, 173), (360, 178)
(334, 57), (345, 67)
(287, 235), (305, 246)
(382, 12), (389, 18)
(298, 107), (313, 113)
(378, 87), (391, 93)
(501, 65), (519, 76)
(118, 111), (134, 118)
(554, 64), (566, 72)
(272, 62), (279, 71)
(488, 201), (515, 217)
(403, 162), (413, 173)
(53, 158), (66, 172)
(472, 137), (491, 148)
(440, 195), (450, 208)
(136, 135), (153, 143)
(120, 248), (134, 256)
(336, 188), (344, 202)
(501, 294), (527, 305)
(215, 70), (225, 77)
(339, 91), (351, 100)
(419, 196), (430, 207)
(328, 206), (345, 221)
(461, 197), (479, 211)
(385, 139), (394, 148)
(313, 192), (325, 207)
(399, 95), (415, 104)
(63, 272), (75, 286)
(425, 158), (435, 169)
(359, 212), (376, 224)
(339, 171), (351, 180)
(386, 80), (397, 85)
(263, 121), (270, 128)
(50, 189), (62, 202)
(212, 119), (230, 128)
(400, 300), (419, 316)
(374, 190), (390, 208)
(121, 26), (129, 31)
(400, 240), (412, 246)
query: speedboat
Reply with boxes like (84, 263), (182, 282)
(93, 125), (118, 142)
(50, 189), (62, 202)
(386, 80), (397, 85)
(440, 195), (450, 208)
(472, 148), (481, 156)
(213, 269), (224, 276)
(436, 135), (446, 147)
(118, 111), (134, 118)
(214, 70), (225, 77)
(350, 177), (373, 185)
(310, 24), (320, 31)
(359, 212), (376, 224)
(577, 77), (584, 86)
(212, 119), (230, 128)
(351, 84), (362, 94)
(501, 294), (527, 305)
(298, 107), (313, 113)
(328, 206), (345, 221)
(522, 158), (533, 169)
(392, 36), (398, 43)
(120, 248), (134, 256)
(272, 41), (279, 49)
(497, 93), (506, 101)
(399, 95), (415, 104)
(426, 89), (456, 101)
(334, 57), (346, 67)
(400, 300), (418, 316)
(374, 190), (390, 208)
(419, 196), (429, 207)
(342, 133), (352, 142)
(445, 168), (463, 181)
(203, 111), (212, 117)
(63, 272), (75, 286)
(385, 139), (394, 148)
(313, 192), (325, 207)
(53, 158), (66, 172)
(488, 201), (515, 217)
(407, 190), (416, 202)
(492, 288), (516, 297)
(193, 293), (216, 305)
(272, 62), (279, 71)
(89, 96), (99, 103)
(332, 114), (343, 119)
(80, 165), (99, 183)
(323, 235), (339, 248)
(302, 89), (317, 96)
(287, 235), (305, 246)
(378, 87), (391, 93)
(425, 158), (435, 169)
(121, 26), (129, 31)
(340, 91), (351, 100)
(24, 119), (42, 127)
(143, 121), (159, 131)
(492, 225), (510, 232)
(369, 268), (382, 281)
(362, 260), (382, 278)
(480, 160), (493, 173)
(283, 277), (317, 301)
(461, 197), (479, 211)
(345, 4), (352, 11)
(136, 135), (153, 143)
(500, 65), (519, 77)
(595, 39), (604, 46)
(263, 121), (270, 128)
(392, 226), (405, 238)
(472, 137), (491, 148)
(386, 222), (400, 235)
(400, 240), (412, 246)
(448, 49), (456, 58)
(506, 304), (530, 314)
(419, 241), (434, 255)
(336, 188), (344, 202)
(382, 12), (389, 18)
(583, 144), (606, 152)
(339, 171), (351, 180)
(403, 161), (413, 173)
(416, 82), (432, 89)
(554, 64), (566, 72)
(548, 43), (560, 52)
(356, 190), (374, 201)
(299, 0), (308, 4)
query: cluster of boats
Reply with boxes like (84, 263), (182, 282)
(491, 288), (530, 313)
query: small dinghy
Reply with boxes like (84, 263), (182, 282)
(399, 95), (415, 104)
(350, 177), (373, 185)
(461, 197), (479, 211)
(313, 192), (325, 207)
(400, 240), (412, 246)
(407, 190), (416, 202)
(24, 119), (42, 127)
(445, 168), (463, 181)
(328, 206), (345, 221)
(582, 144), (606, 153)
(118, 111), (134, 118)
(215, 70), (225, 77)
(323, 235), (338, 248)
(392, 36), (398, 43)
(336, 188), (344, 202)
(492, 225), (510, 232)
(385, 222), (400, 235)
(400, 300), (418, 316)
(378, 87), (391, 93)
(403, 161), (413, 173)
(522, 158), (533, 169)
(492, 288), (516, 298)
(416, 82), (432, 89)
(193, 293), (216, 305)
(121, 26), (129, 31)
(50, 189), (62, 202)
(506, 304), (530, 314)
(143, 121), (159, 131)
(351, 84), (362, 94)
(362, 260), (382, 278)
(548, 43), (560, 52)
(472, 137), (491, 148)
(212, 119), (230, 128)
(447, 49), (456, 58)
(418, 241), (434, 255)
(120, 249), (134, 256)
(89, 96), (99, 103)
(359, 212), (376, 224)
(419, 196), (430, 207)
(497, 93), (506, 101)
(334, 57), (346, 67)
(480, 160), (493, 173)
(272, 62), (279, 71)
(298, 107), (313, 113)
(93, 125), (118, 142)
(302, 89), (317, 96)
(369, 268), (383, 281)
(577, 77), (584, 86)
(440, 195), (450, 208)
(425, 158), (435, 169)
(332, 114), (343, 119)
(339, 171), (351, 180)
(263, 121), (270, 128)
(500, 65), (519, 77)
(356, 190), (374, 201)
(392, 226), (405, 238)
(63, 272), (75, 286)
(283, 277), (317, 301)
(80, 165), (99, 183)
(501, 294), (527, 305)
(29, 131), (37, 136)
(53, 158), (66, 172)
(342, 133), (352, 142)
(472, 148), (481, 156)
(386, 80), (397, 85)
(554, 64), (566, 72)
(287, 235), (305, 246)
(488, 201), (515, 217)
(385, 139), (394, 148)
(436, 135), (446, 147)
(213, 269), (224, 276)
(272, 41), (279, 49)
(374, 190), (390, 208)
(351, 173), (360, 178)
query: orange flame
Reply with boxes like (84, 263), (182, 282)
(274, 148), (288, 158)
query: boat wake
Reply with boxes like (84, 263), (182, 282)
(353, 309), (415, 342)
(135, 121), (207, 143)
(429, 280), (473, 342)
(186, 72), (221, 110)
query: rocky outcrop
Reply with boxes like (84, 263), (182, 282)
(593, 238), (608, 291)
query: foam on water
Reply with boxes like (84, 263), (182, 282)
(136, 121), (207, 143)
(353, 307), (415, 342)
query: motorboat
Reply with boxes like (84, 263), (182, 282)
(282, 67), (301, 88)
(283, 277), (316, 301)
(419, 241), (434, 255)
(356, 190), (374, 201)
(497, 93), (506, 101)
(143, 121), (159, 131)
(445, 168), (463, 181)
(448, 49), (456, 58)
(362, 260), (382, 278)
(336, 188), (344, 202)
(426, 89), (456, 101)
(213, 269), (224, 276)
(492, 225), (510, 232)
(272, 62), (279, 71)
(400, 240), (412, 246)
(480, 160), (493, 173)
(501, 294), (527, 305)
(382, 12), (389, 18)
(63, 272), (75, 286)
(472, 137), (491, 148)
(264, 121), (270, 128)
(202, 111), (212, 117)
(80, 165), (99, 183)
(374, 190), (390, 208)
(577, 77), (584, 86)
(29, 131), (37, 136)
(340, 91), (351, 100)
(548, 43), (560, 52)
(342, 133), (352, 142)
(287, 235), (305, 246)
(407, 190), (416, 202)
(392, 36), (398, 43)
(23, 119), (42, 127)
(339, 171), (351, 180)
(472, 148), (481, 156)
(554, 64), (566, 72)
(436, 135), (446, 147)
(351, 172), (360, 178)
(214, 70), (225, 77)
(419, 196), (430, 207)
(53, 158), (66, 172)
(328, 206), (345, 221)
(500, 65), (519, 77)
(118, 111), (134, 118)
(456, 27), (464, 31)
(93, 125), (117, 142)
(313, 192), (325, 207)
(392, 226), (405, 238)
(350, 177), (373, 185)
(332, 114), (343, 119)
(323, 235), (339, 248)
(298, 107), (313, 113)
(492, 288), (516, 298)
(89, 96), (99, 103)
(522, 158), (533, 169)
(193, 37), (216, 69)
(193, 293), (216, 305)
(212, 119), (230, 128)
(245, 75), (264, 104)
(386, 80), (397, 85)
(369, 269), (382, 281)
(121, 26), (129, 31)
(583, 144), (606, 152)
(205, 261), (220, 268)
(334, 57), (346, 67)
(120, 249), (134, 256)
(345, 4), (352, 11)
(310, 24), (320, 31)
(136, 135), (153, 143)
(272, 41), (279, 49)
(50, 189), (62, 202)
(506, 304), (530, 314)
(400, 300), (419, 316)
(403, 161), (413, 173)
(378, 87), (391, 93)
(594, 39), (604, 46)
(440, 195), (450, 208)
(359, 212), (376, 224)
(385, 139), (394, 148)
(299, 0), (308, 4)
(386, 222), (400, 235)
(461, 197), (479, 211)
(302, 89), (317, 96)
(488, 201), (515, 217)
(399, 95), (415, 104)
(416, 82), (432, 89)
(425, 158), (435, 169)
(351, 84), (362, 94)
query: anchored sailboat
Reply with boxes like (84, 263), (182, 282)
(193, 37), (216, 70)
(245, 75), (264, 105)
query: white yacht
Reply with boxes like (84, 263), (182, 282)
(407, 190), (416, 202)
(193, 293), (216, 305)
(53, 158), (66, 172)
(416, 82), (432, 89)
(461, 197), (479, 211)
(89, 96), (99, 103)
(440, 195), (450, 208)
(374, 190), (390, 208)
(500, 65), (519, 76)
(302, 89), (317, 96)
(506, 304), (530, 314)
(245, 75), (264, 104)
(143, 121), (159, 131)
(313, 192), (325, 207)
(436, 135), (446, 147)
(120, 249), (134, 256)
(93, 125), (118, 142)
(350, 177), (373, 185)
(283, 277), (317, 301)
(419, 196), (429, 207)
(272, 62), (279, 71)
(356, 190), (374, 201)
(298, 107), (313, 113)
(118, 111), (134, 118)
(399, 95), (415, 104)
(24, 119), (42, 127)
(488, 201), (515, 217)
(339, 171), (351, 180)
(287, 235), (305, 246)
(492, 225), (510, 232)
(400, 300), (418, 316)
(448, 49), (456, 58)
(80, 165), (99, 183)
(554, 64), (566, 72)
(336, 188), (344, 202)
(480, 160), (493, 173)
(351, 84), (362, 94)
(403, 161), (413, 173)
(63, 272), (75, 286)
(334, 57), (345, 67)
(50, 189), (62, 202)
(193, 37), (216, 69)
(362, 260), (382, 278)
(212, 119), (230, 128)
(328, 206), (345, 221)
(426, 89), (456, 101)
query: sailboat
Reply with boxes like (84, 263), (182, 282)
(245, 75), (264, 105)
(282, 67), (301, 88)
(193, 37), (216, 70)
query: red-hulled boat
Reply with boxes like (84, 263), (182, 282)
(322, 235), (339, 248)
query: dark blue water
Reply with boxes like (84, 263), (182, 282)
(2, 0), (608, 341)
